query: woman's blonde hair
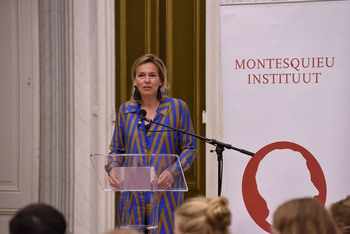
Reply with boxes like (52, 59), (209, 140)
(130, 53), (169, 100)
(272, 197), (340, 234)
(175, 196), (232, 234)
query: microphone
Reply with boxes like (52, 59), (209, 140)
(138, 109), (147, 129)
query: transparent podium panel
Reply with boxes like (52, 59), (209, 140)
(90, 154), (188, 230)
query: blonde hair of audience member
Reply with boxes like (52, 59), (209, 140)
(271, 197), (341, 234)
(104, 228), (140, 234)
(174, 196), (231, 234)
(330, 195), (350, 234)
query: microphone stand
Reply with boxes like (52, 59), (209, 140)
(141, 117), (255, 196)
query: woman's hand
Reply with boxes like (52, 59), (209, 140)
(158, 170), (174, 189)
(108, 168), (121, 189)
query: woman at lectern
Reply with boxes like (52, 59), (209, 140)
(105, 53), (197, 234)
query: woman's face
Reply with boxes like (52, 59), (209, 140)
(134, 62), (162, 99)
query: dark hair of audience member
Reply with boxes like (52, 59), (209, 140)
(272, 197), (340, 234)
(9, 203), (67, 234)
(330, 195), (350, 234)
(175, 196), (231, 234)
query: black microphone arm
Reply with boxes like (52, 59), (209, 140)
(138, 110), (255, 196)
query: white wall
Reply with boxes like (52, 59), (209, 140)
(0, 1), (116, 233)
(72, 0), (115, 233)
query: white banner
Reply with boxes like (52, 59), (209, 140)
(220, 1), (350, 233)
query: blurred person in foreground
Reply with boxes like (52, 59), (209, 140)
(9, 203), (66, 234)
(271, 197), (340, 234)
(330, 195), (350, 234)
(174, 196), (231, 234)
(105, 228), (140, 234)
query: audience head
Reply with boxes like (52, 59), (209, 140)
(174, 196), (231, 234)
(330, 195), (350, 234)
(104, 228), (140, 234)
(9, 203), (67, 234)
(271, 197), (340, 234)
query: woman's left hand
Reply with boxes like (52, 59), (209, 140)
(158, 170), (174, 189)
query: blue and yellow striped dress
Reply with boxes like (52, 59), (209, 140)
(106, 95), (197, 234)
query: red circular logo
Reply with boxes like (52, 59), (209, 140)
(242, 141), (327, 233)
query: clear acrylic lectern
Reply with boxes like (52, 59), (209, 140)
(90, 154), (188, 231)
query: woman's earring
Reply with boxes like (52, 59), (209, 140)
(157, 86), (162, 100)
(134, 86), (141, 100)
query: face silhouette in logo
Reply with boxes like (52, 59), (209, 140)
(242, 141), (327, 233)
(256, 148), (319, 224)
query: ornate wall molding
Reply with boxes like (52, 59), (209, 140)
(38, 0), (115, 233)
(38, 0), (75, 232)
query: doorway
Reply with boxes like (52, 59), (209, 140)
(114, 0), (206, 199)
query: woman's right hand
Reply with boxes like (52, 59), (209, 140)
(108, 169), (121, 189)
